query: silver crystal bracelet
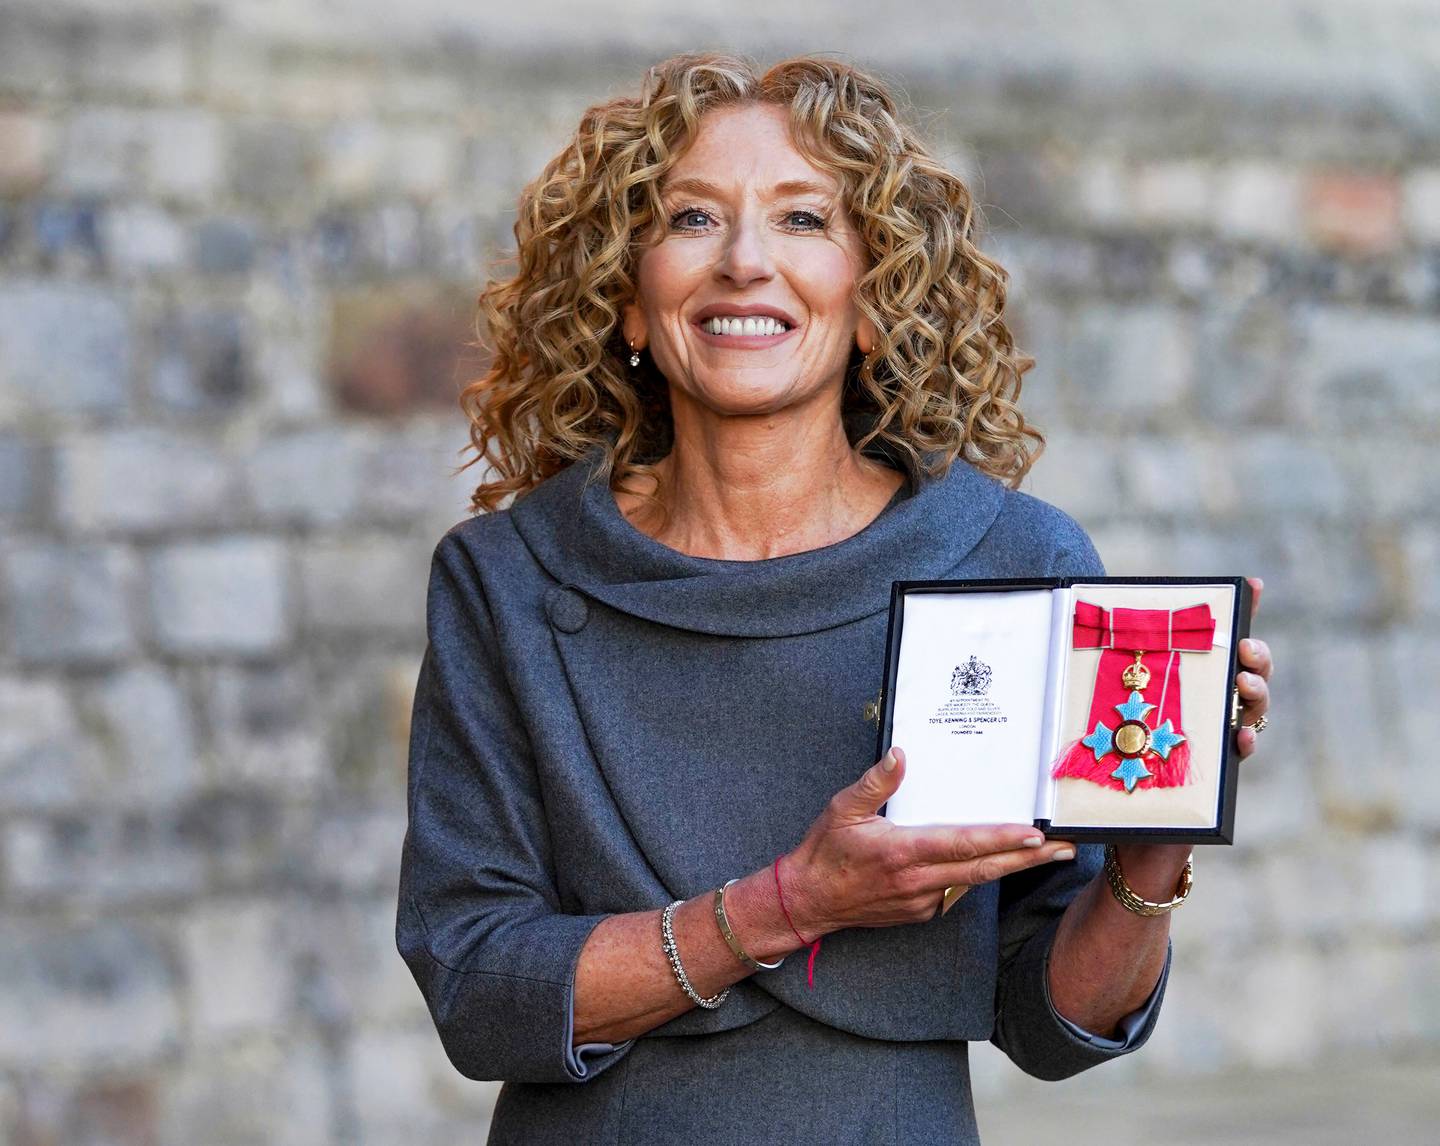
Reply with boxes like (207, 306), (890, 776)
(661, 899), (729, 1009)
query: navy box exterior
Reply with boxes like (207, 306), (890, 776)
(874, 575), (1252, 845)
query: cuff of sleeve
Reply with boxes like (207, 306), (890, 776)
(1037, 917), (1172, 1057)
(400, 898), (637, 1085)
(562, 991), (635, 1080)
(1048, 953), (1168, 1050)
(991, 914), (1172, 1080)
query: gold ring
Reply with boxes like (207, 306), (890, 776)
(1250, 713), (1267, 733)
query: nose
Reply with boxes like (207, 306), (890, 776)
(713, 209), (775, 288)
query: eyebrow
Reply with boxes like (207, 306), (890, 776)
(659, 176), (838, 201)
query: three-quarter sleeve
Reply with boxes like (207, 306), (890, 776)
(395, 531), (634, 1084)
(988, 847), (1172, 1080)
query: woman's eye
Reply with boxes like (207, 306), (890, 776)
(669, 208), (713, 230)
(786, 210), (827, 231)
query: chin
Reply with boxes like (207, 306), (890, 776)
(675, 368), (795, 406)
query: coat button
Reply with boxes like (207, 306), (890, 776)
(544, 585), (589, 633)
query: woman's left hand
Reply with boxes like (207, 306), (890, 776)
(1111, 576), (1272, 887)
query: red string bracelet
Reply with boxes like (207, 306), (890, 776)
(773, 854), (821, 989)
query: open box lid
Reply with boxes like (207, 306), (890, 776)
(876, 576), (1251, 844)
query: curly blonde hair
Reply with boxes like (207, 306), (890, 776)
(457, 50), (1044, 514)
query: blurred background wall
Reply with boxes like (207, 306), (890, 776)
(1, 1), (1437, 1143)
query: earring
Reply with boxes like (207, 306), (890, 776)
(629, 344), (641, 368)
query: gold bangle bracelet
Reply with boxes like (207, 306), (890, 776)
(1103, 844), (1193, 916)
(713, 879), (785, 971)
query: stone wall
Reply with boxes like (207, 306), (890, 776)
(1, 1), (1437, 1141)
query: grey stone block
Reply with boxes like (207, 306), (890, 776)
(349, 1025), (501, 1140)
(56, 107), (147, 195)
(1019, 430), (1119, 522)
(174, 787), (290, 891)
(204, 660), (326, 791)
(179, 899), (289, 1041)
(1213, 160), (1306, 245)
(306, 806), (405, 894)
(1359, 834), (1431, 935)
(315, 651), (419, 798)
(31, 199), (106, 272)
(99, 202), (188, 275)
(3, 542), (139, 665)
(280, 893), (421, 1029)
(0, 431), (47, 523)
(1063, 303), (1194, 423)
(143, 108), (225, 201)
(155, 1033), (333, 1146)
(358, 420), (474, 526)
(299, 536), (429, 638)
(1307, 632), (1403, 827)
(151, 306), (253, 412)
(1389, 629), (1440, 831)
(0, 676), (107, 811)
(1224, 432), (1349, 517)
(246, 427), (363, 527)
(55, 428), (238, 536)
(193, 216), (260, 274)
(4, 808), (208, 908)
(1292, 304), (1440, 429)
(72, 16), (190, 101)
(86, 663), (204, 803)
(148, 537), (290, 655)
(320, 118), (388, 197)
(0, 919), (181, 1069)
(1192, 299), (1304, 426)
(0, 280), (132, 415)
(231, 121), (312, 204)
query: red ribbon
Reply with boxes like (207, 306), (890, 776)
(1071, 601), (1215, 652)
(1051, 601), (1215, 793)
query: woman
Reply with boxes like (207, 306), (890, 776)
(396, 52), (1274, 1144)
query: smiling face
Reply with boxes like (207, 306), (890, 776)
(622, 102), (875, 423)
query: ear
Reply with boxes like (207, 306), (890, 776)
(856, 312), (877, 356)
(621, 299), (648, 351)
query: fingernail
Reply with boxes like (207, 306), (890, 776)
(1242, 639), (1255, 655)
(1023, 835), (1044, 848)
(881, 749), (896, 772)
(1053, 848), (1076, 861)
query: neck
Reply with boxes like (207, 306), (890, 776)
(615, 395), (904, 561)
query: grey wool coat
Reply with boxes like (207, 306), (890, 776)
(395, 440), (1171, 1145)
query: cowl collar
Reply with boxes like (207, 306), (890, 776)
(509, 442), (1005, 637)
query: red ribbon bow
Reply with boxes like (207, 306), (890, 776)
(1071, 601), (1216, 652)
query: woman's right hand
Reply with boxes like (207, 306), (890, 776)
(781, 746), (1077, 935)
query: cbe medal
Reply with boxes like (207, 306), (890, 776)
(1051, 601), (1216, 794)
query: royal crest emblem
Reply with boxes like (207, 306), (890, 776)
(950, 655), (992, 696)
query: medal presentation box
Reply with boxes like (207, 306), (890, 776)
(874, 577), (1253, 844)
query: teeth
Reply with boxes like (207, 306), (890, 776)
(702, 315), (789, 336)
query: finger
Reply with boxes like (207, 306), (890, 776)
(903, 822), (1047, 867)
(919, 840), (1078, 895)
(830, 746), (907, 822)
(1239, 637), (1273, 679)
(1237, 725), (1257, 758)
(1237, 671), (1269, 719)
(1247, 576), (1263, 619)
